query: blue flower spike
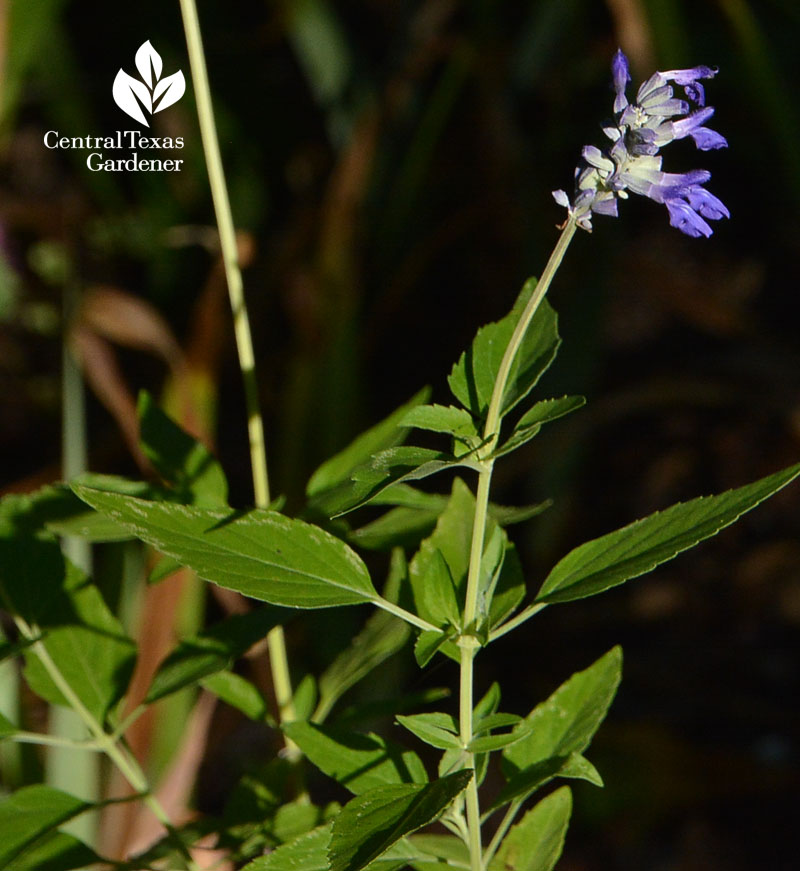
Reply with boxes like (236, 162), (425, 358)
(553, 49), (729, 237)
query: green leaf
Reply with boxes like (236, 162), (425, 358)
(311, 446), (480, 519)
(0, 536), (136, 722)
(146, 606), (287, 704)
(411, 549), (460, 630)
(328, 771), (472, 871)
(487, 648), (620, 811)
(0, 710), (18, 739)
(349, 506), (443, 551)
(448, 281), (559, 420)
(3, 831), (101, 871)
(537, 463), (800, 604)
(148, 554), (184, 584)
(401, 405), (478, 439)
(284, 722), (428, 795)
(498, 786), (572, 871)
(504, 647), (621, 773)
(72, 487), (378, 609)
(138, 391), (228, 505)
(202, 671), (271, 722)
(413, 630), (452, 669)
(334, 688), (451, 730)
(488, 753), (599, 813)
(241, 823), (331, 871)
(0, 483), (131, 543)
(0, 786), (94, 868)
(496, 395), (585, 457)
(293, 674), (319, 722)
(307, 389), (430, 498)
(396, 713), (460, 750)
(315, 550), (411, 722)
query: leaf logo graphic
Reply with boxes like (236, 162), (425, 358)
(113, 41), (186, 126)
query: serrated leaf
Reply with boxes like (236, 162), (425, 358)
(468, 729), (531, 753)
(307, 389), (430, 498)
(402, 405), (478, 439)
(473, 712), (522, 734)
(487, 752), (598, 813)
(335, 688), (451, 731)
(0, 536), (136, 722)
(316, 551), (411, 722)
(537, 463), (800, 604)
(504, 647), (622, 774)
(284, 722), (428, 795)
(498, 786), (572, 871)
(146, 606), (286, 704)
(73, 487), (378, 609)
(448, 281), (559, 420)
(328, 772), (472, 871)
(313, 446), (480, 519)
(202, 671), (271, 722)
(413, 630), (451, 668)
(496, 395), (585, 457)
(413, 548), (460, 630)
(0, 786), (94, 868)
(487, 648), (620, 811)
(241, 823), (331, 871)
(349, 506), (442, 551)
(138, 391), (228, 506)
(396, 713), (460, 750)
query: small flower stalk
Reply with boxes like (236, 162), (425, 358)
(554, 49), (729, 237)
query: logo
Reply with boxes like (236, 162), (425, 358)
(113, 40), (186, 127)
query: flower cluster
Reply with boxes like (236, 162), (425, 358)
(554, 49), (729, 238)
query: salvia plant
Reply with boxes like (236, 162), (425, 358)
(1, 20), (798, 871)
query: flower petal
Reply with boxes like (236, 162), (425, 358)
(665, 200), (713, 237)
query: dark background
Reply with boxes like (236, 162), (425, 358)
(1, 1), (799, 868)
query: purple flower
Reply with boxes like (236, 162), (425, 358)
(553, 50), (728, 237)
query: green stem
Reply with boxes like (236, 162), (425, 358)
(374, 597), (440, 634)
(12, 732), (104, 751)
(482, 799), (522, 868)
(177, 0), (297, 739)
(14, 617), (199, 871)
(458, 219), (578, 871)
(488, 602), (547, 643)
(459, 641), (482, 871)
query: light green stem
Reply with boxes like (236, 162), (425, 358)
(482, 798), (522, 867)
(458, 219), (578, 871)
(13, 617), (199, 871)
(177, 0), (297, 738)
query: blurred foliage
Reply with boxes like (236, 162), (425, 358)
(1, 1), (799, 869)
